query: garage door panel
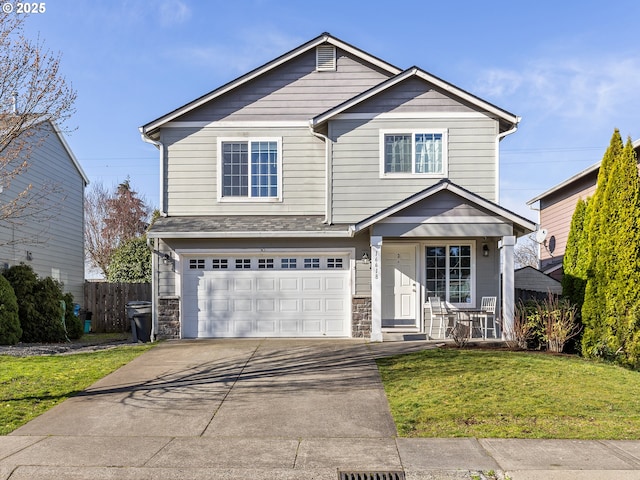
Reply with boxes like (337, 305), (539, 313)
(257, 298), (276, 312)
(279, 277), (300, 291)
(183, 254), (350, 338)
(280, 299), (299, 312)
(302, 277), (322, 291)
(234, 278), (253, 291)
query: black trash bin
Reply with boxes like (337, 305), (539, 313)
(126, 301), (152, 343)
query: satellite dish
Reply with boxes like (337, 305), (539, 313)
(535, 228), (548, 244)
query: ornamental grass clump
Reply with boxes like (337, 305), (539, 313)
(535, 293), (582, 353)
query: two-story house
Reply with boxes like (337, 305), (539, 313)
(140, 33), (535, 341)
(0, 120), (88, 302)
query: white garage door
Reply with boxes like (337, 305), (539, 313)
(182, 254), (351, 338)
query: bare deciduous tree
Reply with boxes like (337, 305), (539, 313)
(0, 13), (76, 239)
(85, 179), (151, 278)
(514, 233), (540, 269)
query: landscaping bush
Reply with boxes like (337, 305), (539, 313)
(2, 264), (67, 343)
(63, 292), (83, 340)
(513, 295), (582, 353)
(0, 274), (21, 345)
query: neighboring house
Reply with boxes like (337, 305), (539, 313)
(0, 120), (89, 302)
(140, 33), (536, 341)
(515, 266), (562, 302)
(527, 139), (640, 282)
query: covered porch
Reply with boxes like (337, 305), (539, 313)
(350, 180), (536, 342)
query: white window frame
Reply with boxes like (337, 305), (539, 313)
(379, 129), (448, 178)
(423, 240), (475, 308)
(217, 137), (283, 202)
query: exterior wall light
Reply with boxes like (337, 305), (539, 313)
(482, 243), (490, 257)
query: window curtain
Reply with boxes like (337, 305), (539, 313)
(415, 133), (442, 174)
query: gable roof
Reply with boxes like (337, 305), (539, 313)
(352, 179), (536, 236)
(311, 67), (520, 133)
(514, 266), (562, 294)
(50, 121), (90, 186)
(140, 33), (402, 138)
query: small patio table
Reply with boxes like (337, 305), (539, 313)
(454, 309), (484, 339)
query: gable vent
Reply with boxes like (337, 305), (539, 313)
(316, 44), (336, 71)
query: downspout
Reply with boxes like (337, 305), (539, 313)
(141, 128), (164, 342)
(495, 117), (521, 204)
(139, 128), (167, 217)
(308, 122), (332, 224)
(146, 236), (158, 342)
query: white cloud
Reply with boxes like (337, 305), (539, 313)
(168, 29), (303, 77)
(157, 0), (191, 27)
(475, 55), (640, 127)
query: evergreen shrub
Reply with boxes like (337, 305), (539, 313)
(3, 264), (67, 343)
(0, 274), (21, 345)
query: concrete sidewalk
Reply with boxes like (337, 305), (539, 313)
(1, 339), (639, 479)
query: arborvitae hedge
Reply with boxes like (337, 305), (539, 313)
(581, 131), (640, 367)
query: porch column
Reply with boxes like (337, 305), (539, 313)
(370, 236), (383, 342)
(499, 236), (516, 341)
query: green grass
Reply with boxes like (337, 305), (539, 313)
(377, 347), (640, 439)
(0, 344), (154, 435)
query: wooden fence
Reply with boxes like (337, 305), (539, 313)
(83, 282), (151, 333)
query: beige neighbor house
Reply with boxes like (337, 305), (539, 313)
(0, 120), (89, 302)
(140, 33), (536, 342)
(527, 139), (640, 283)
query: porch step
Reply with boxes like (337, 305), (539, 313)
(382, 332), (428, 342)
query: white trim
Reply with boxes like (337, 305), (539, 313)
(379, 128), (448, 178)
(370, 236), (383, 342)
(334, 112), (487, 121)
(380, 216), (506, 224)
(216, 137), (283, 202)
(422, 240), (477, 308)
(147, 230), (352, 239)
(164, 120), (310, 128)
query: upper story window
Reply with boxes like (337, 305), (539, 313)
(218, 138), (282, 201)
(380, 130), (447, 177)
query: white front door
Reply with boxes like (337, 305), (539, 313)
(381, 244), (417, 327)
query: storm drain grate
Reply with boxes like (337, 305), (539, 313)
(338, 471), (405, 480)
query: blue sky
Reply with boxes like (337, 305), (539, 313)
(20, 0), (640, 222)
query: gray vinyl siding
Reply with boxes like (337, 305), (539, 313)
(0, 124), (85, 301)
(330, 116), (498, 224)
(161, 126), (325, 216)
(178, 49), (392, 122)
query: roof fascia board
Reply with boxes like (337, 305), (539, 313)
(50, 121), (90, 186)
(141, 33), (401, 135)
(311, 67), (519, 129)
(147, 230), (353, 239)
(526, 161), (600, 205)
(529, 139), (640, 205)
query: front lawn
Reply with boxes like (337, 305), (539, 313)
(377, 348), (640, 439)
(0, 344), (154, 435)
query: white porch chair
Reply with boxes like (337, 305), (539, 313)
(427, 297), (454, 339)
(479, 296), (497, 339)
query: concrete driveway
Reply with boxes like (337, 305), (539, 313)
(2, 339), (640, 480)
